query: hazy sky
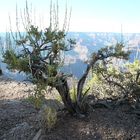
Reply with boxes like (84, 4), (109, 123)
(0, 0), (140, 33)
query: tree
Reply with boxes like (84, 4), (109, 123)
(3, 1), (129, 115)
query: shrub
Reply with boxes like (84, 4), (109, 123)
(41, 106), (57, 132)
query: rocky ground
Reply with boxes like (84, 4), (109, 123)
(0, 75), (140, 140)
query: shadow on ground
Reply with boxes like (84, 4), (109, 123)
(0, 97), (140, 140)
(0, 75), (140, 140)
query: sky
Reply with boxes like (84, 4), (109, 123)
(0, 0), (140, 33)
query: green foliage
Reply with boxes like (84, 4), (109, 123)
(3, 24), (75, 86)
(41, 106), (57, 131)
(84, 43), (130, 99)
(3, 49), (18, 69)
(95, 43), (130, 61)
(27, 95), (44, 109)
(125, 60), (140, 102)
(27, 83), (46, 109)
(5, 25), (75, 84)
(70, 88), (77, 102)
(90, 58), (140, 107)
(3, 49), (30, 73)
(126, 60), (140, 82)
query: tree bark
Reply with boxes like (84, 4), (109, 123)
(77, 55), (99, 104)
(55, 78), (76, 114)
(0, 68), (2, 76)
(77, 64), (91, 103)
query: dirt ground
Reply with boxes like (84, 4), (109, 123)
(0, 75), (140, 140)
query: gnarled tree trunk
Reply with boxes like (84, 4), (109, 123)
(55, 78), (76, 114)
(77, 56), (99, 106)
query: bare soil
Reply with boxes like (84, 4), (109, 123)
(0, 75), (140, 140)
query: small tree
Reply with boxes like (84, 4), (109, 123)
(3, 1), (129, 115)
